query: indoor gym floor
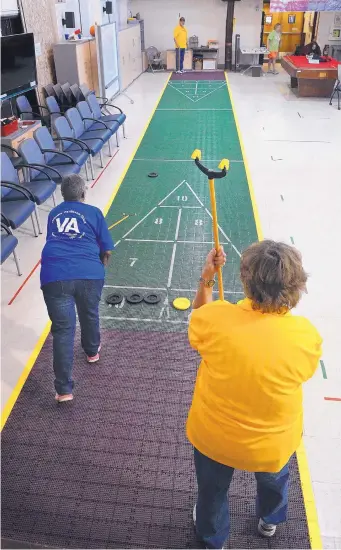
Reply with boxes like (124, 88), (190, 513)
(0, 72), (331, 549)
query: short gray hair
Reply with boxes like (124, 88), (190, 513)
(61, 174), (86, 201)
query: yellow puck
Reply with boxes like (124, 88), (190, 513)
(172, 297), (191, 311)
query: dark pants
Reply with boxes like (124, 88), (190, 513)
(176, 48), (185, 71)
(194, 448), (289, 549)
(42, 279), (104, 395)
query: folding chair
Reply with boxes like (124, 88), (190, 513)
(329, 64), (341, 110)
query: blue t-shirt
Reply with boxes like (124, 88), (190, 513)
(41, 201), (114, 286)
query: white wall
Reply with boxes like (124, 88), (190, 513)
(55, 0), (104, 40)
(130, 0), (262, 65)
(234, 0), (263, 58)
(55, 0), (81, 40)
(317, 11), (341, 49)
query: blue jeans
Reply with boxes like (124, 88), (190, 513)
(42, 279), (104, 395)
(176, 48), (185, 71)
(194, 448), (289, 549)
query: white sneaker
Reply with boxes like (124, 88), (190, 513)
(176, 70), (181, 74)
(86, 344), (101, 364)
(181, 70), (185, 73)
(55, 393), (73, 403)
(258, 518), (277, 537)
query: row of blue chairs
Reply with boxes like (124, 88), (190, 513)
(1, 91), (127, 275)
(12, 96), (126, 180)
(15, 83), (126, 139)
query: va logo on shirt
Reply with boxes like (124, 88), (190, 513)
(51, 210), (86, 240)
(56, 217), (80, 234)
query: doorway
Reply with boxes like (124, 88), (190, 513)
(261, 2), (317, 60)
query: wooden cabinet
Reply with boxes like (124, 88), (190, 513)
(53, 39), (99, 95)
(118, 24), (143, 91)
(166, 50), (193, 70)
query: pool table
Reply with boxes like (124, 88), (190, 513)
(281, 56), (339, 97)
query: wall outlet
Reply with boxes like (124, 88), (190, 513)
(34, 42), (42, 56)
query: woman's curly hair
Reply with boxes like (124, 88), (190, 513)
(240, 240), (307, 313)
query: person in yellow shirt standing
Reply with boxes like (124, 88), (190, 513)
(187, 240), (322, 549)
(174, 17), (188, 74)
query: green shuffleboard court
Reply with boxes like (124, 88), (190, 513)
(1, 76), (313, 550)
(102, 77), (258, 331)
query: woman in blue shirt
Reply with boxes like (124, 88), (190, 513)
(41, 174), (114, 403)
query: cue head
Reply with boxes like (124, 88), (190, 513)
(191, 149), (202, 160)
(218, 159), (230, 171)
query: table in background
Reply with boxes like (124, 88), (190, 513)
(1, 121), (41, 151)
(239, 48), (268, 76)
(166, 50), (193, 71)
(192, 47), (219, 70)
(281, 56), (340, 97)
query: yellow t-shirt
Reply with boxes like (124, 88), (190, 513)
(186, 298), (322, 473)
(174, 25), (188, 49)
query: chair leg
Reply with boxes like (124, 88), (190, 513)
(84, 160), (89, 181)
(99, 149), (104, 168)
(90, 157), (95, 179)
(52, 191), (57, 207)
(31, 213), (39, 237)
(330, 81), (339, 105)
(108, 138), (113, 157)
(13, 249), (22, 276)
(329, 88), (336, 105)
(122, 123), (126, 139)
(35, 205), (43, 234)
(116, 132), (119, 148)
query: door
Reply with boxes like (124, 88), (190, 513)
(263, 4), (304, 57)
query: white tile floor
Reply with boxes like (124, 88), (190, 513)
(1, 69), (341, 547)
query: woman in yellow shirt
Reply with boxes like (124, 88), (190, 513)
(187, 240), (322, 549)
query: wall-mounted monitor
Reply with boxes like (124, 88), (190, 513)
(0, 33), (37, 100)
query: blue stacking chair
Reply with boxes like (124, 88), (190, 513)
(45, 96), (64, 126)
(53, 116), (97, 179)
(65, 107), (112, 169)
(1, 157), (39, 237)
(1, 152), (57, 234)
(34, 126), (89, 180)
(86, 92), (126, 138)
(1, 221), (21, 276)
(19, 138), (81, 185)
(1, 144), (23, 170)
(76, 100), (119, 148)
(16, 95), (50, 126)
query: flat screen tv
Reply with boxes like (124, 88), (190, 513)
(0, 33), (37, 100)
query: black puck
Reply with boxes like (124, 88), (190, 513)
(106, 292), (124, 305)
(144, 293), (161, 305)
(126, 292), (144, 304)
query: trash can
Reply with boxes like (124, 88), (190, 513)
(252, 66), (262, 77)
